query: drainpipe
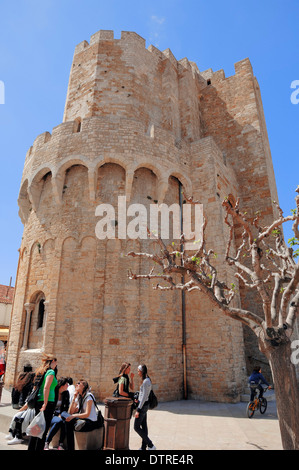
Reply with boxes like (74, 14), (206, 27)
(179, 182), (188, 399)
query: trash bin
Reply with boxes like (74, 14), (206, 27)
(103, 397), (132, 450)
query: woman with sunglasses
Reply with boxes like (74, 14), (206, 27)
(62, 379), (98, 450)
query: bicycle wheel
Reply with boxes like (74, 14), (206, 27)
(259, 398), (267, 414)
(246, 401), (255, 418)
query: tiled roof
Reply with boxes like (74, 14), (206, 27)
(0, 284), (15, 304)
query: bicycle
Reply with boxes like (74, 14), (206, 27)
(246, 386), (269, 418)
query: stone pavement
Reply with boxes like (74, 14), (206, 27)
(0, 386), (282, 451)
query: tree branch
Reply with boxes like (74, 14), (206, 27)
(127, 188), (299, 340)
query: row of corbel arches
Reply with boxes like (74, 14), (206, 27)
(18, 154), (192, 224)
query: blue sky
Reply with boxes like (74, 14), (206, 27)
(0, 0), (298, 286)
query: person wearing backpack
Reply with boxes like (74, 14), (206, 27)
(134, 364), (156, 451)
(11, 370), (35, 409)
(113, 362), (135, 399)
(27, 354), (58, 451)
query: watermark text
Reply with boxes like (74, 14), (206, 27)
(290, 80), (299, 104)
(291, 340), (299, 365)
(95, 196), (203, 250)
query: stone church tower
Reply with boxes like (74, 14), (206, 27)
(6, 30), (278, 402)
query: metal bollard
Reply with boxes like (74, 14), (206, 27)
(103, 397), (133, 450)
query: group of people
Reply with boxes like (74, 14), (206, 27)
(6, 354), (96, 450)
(5, 354), (156, 451)
(5, 353), (273, 451)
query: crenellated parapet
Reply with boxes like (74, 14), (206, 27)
(62, 30), (216, 142)
(199, 57), (253, 86)
(73, 30), (179, 66)
(19, 30), (274, 230)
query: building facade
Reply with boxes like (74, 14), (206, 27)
(5, 30), (278, 402)
(0, 283), (14, 346)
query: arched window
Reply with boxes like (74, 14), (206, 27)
(25, 292), (46, 350)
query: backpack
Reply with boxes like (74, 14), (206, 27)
(112, 376), (119, 397)
(26, 373), (45, 409)
(112, 374), (130, 397)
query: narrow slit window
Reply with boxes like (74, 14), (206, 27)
(37, 299), (45, 329)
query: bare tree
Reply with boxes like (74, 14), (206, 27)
(128, 187), (299, 450)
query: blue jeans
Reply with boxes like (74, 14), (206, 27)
(46, 415), (66, 444)
(134, 404), (153, 450)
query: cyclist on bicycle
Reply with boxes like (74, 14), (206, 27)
(248, 366), (271, 402)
